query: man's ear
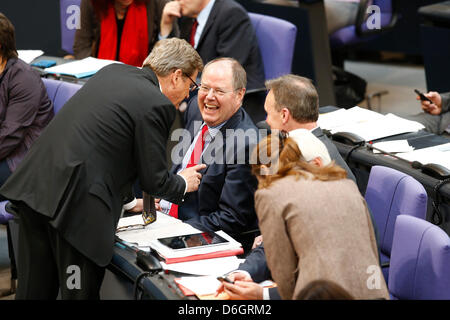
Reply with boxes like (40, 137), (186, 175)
(171, 68), (183, 87)
(281, 107), (290, 124)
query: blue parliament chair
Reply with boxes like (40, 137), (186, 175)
(42, 78), (83, 114)
(389, 215), (450, 300)
(60, 0), (81, 55)
(244, 13), (297, 123)
(364, 165), (427, 284)
(329, 0), (398, 49)
(248, 12), (297, 83)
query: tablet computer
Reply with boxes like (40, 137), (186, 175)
(157, 232), (230, 250)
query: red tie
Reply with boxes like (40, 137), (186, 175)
(189, 19), (198, 47)
(169, 125), (209, 218)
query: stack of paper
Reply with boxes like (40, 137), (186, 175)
(318, 107), (425, 141)
(117, 213), (243, 264)
(116, 211), (200, 248)
(160, 256), (244, 276)
(44, 57), (121, 78)
(395, 142), (450, 170)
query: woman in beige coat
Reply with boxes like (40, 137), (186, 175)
(250, 129), (389, 300)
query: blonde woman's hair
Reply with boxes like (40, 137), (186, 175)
(251, 134), (347, 189)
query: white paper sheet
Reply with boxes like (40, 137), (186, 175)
(396, 143), (450, 170)
(44, 57), (121, 78)
(18, 50), (44, 64)
(160, 256), (244, 276)
(318, 107), (425, 141)
(372, 140), (414, 154)
(176, 276), (222, 296)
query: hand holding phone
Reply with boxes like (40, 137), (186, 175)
(217, 276), (234, 284)
(414, 89), (433, 104)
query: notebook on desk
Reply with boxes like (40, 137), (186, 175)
(44, 57), (121, 78)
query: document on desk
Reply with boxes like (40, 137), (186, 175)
(174, 276), (276, 300)
(116, 212), (201, 247)
(18, 50), (44, 64)
(44, 57), (121, 78)
(395, 143), (450, 170)
(160, 256), (244, 276)
(318, 107), (425, 141)
(372, 140), (414, 154)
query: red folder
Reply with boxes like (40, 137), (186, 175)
(158, 247), (243, 264)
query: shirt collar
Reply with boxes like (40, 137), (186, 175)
(196, 0), (215, 29)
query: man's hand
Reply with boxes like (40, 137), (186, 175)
(418, 91), (442, 115)
(222, 281), (263, 300)
(160, 1), (181, 36)
(126, 199), (143, 213)
(252, 235), (263, 249)
(178, 164), (206, 193)
(154, 198), (161, 211)
(216, 272), (252, 296)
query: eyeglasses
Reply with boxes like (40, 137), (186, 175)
(184, 73), (199, 92)
(198, 85), (239, 97)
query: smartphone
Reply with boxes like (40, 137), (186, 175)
(217, 276), (234, 284)
(414, 89), (433, 104)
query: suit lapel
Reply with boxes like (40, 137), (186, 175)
(196, 0), (221, 49)
(199, 109), (243, 175)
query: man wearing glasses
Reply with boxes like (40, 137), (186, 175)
(158, 57), (259, 250)
(0, 38), (205, 300)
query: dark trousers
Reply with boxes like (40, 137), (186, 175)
(15, 204), (105, 300)
(0, 160), (11, 201)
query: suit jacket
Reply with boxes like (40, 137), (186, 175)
(256, 176), (389, 300)
(73, 0), (174, 59)
(173, 98), (259, 243)
(0, 64), (185, 266)
(176, 0), (265, 91)
(312, 127), (356, 182)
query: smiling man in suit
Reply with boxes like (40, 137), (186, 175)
(0, 38), (205, 300)
(158, 57), (259, 248)
(159, 0), (265, 91)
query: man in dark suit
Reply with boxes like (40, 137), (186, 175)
(159, 0), (265, 91)
(0, 38), (205, 299)
(158, 57), (259, 248)
(217, 75), (363, 300)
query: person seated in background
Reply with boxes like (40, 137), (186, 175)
(219, 131), (389, 300)
(405, 91), (450, 136)
(0, 12), (54, 198)
(159, 0), (265, 91)
(157, 57), (259, 249)
(73, 0), (173, 66)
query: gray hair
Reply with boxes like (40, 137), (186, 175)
(265, 75), (319, 123)
(203, 57), (247, 90)
(142, 38), (203, 77)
